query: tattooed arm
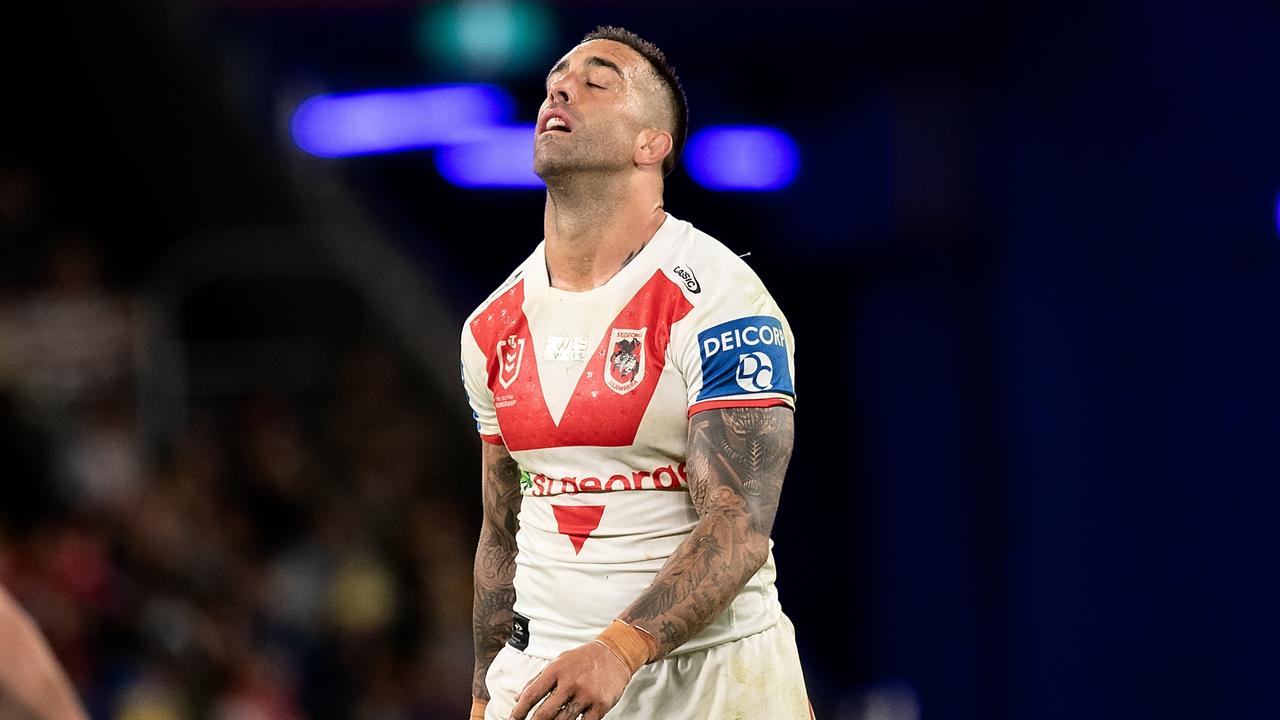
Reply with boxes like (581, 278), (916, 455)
(509, 406), (794, 720)
(472, 441), (524, 701)
(619, 405), (794, 656)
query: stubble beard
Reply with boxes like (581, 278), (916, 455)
(534, 130), (631, 189)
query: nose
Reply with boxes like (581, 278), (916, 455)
(546, 74), (573, 106)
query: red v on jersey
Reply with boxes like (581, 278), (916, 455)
(551, 504), (606, 554)
(471, 270), (694, 452)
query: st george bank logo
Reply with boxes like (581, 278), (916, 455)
(697, 315), (794, 401)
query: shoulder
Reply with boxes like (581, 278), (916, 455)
(656, 215), (773, 301)
(462, 243), (541, 341)
(659, 218), (794, 353)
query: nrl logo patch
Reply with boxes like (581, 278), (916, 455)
(497, 334), (525, 389)
(605, 328), (647, 395)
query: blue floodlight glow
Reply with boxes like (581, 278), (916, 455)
(290, 85), (514, 158)
(1275, 188), (1280, 237)
(435, 125), (542, 188)
(684, 126), (799, 191)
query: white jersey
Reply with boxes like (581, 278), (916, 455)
(461, 213), (797, 658)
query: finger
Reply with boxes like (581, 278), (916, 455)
(529, 688), (573, 720)
(510, 675), (556, 720)
(582, 705), (607, 720)
(553, 700), (584, 720)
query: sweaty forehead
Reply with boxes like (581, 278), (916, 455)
(553, 39), (649, 79)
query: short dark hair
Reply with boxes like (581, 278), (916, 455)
(581, 26), (688, 176)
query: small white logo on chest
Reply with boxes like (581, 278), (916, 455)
(543, 336), (589, 362)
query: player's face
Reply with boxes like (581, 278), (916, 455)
(534, 40), (655, 180)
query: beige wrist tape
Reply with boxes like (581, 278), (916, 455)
(593, 619), (660, 674)
(470, 698), (487, 720)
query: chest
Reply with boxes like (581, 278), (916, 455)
(480, 271), (693, 452)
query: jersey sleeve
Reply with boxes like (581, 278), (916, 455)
(672, 281), (797, 416)
(461, 324), (504, 445)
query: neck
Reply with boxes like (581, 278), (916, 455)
(543, 171), (665, 292)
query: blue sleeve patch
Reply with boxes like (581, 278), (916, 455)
(697, 315), (794, 401)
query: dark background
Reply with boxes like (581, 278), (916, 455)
(1, 0), (1277, 718)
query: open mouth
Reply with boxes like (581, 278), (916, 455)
(542, 116), (571, 134)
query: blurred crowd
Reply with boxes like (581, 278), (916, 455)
(0, 161), (476, 719)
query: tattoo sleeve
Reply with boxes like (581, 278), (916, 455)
(472, 441), (523, 699)
(618, 405), (794, 658)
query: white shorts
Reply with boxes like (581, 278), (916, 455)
(484, 613), (813, 720)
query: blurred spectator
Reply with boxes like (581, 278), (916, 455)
(0, 234), (142, 519)
(0, 136), (476, 717)
(0, 234), (134, 415)
(0, 237), (474, 718)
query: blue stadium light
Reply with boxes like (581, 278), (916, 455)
(435, 125), (543, 188)
(684, 126), (800, 191)
(290, 85), (514, 158)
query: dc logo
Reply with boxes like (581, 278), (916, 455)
(735, 352), (775, 392)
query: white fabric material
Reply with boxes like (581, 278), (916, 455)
(460, 214), (798, 658)
(484, 615), (811, 720)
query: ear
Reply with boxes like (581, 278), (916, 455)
(633, 128), (674, 171)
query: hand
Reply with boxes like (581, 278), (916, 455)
(509, 641), (633, 720)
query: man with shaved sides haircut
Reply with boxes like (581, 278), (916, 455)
(461, 26), (811, 720)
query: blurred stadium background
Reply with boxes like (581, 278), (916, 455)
(1, 0), (1278, 718)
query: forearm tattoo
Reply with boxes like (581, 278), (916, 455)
(472, 442), (523, 698)
(620, 406), (794, 658)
